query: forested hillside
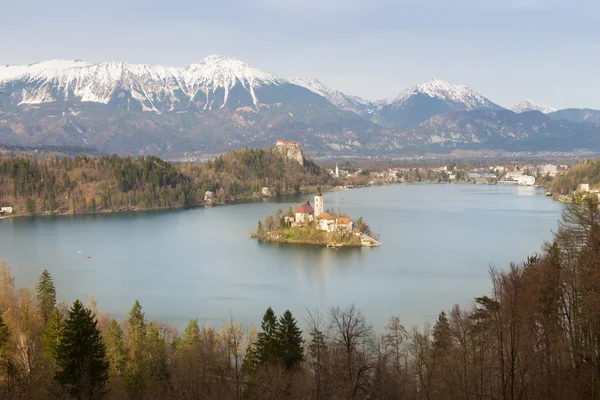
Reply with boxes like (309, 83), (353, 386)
(0, 148), (332, 216)
(550, 157), (600, 194)
(1, 198), (600, 399)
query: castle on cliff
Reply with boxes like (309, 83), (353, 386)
(275, 140), (304, 165)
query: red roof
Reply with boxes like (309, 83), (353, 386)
(296, 203), (314, 214)
(317, 212), (335, 220)
(337, 217), (352, 225)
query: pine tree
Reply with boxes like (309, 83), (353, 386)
(277, 310), (305, 371)
(105, 319), (126, 376)
(180, 319), (201, 350)
(36, 269), (57, 322)
(125, 300), (148, 398)
(146, 322), (170, 383)
(255, 307), (279, 366)
(243, 343), (260, 373)
(55, 299), (109, 399)
(41, 308), (64, 362)
(432, 311), (451, 352)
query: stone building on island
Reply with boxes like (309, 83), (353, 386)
(290, 187), (353, 233)
(294, 202), (314, 224)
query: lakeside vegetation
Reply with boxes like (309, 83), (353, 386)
(2, 198), (600, 398)
(548, 157), (600, 194)
(0, 148), (333, 217)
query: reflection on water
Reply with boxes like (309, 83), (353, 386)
(0, 184), (563, 330)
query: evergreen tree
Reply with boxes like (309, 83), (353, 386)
(104, 319), (126, 377)
(55, 299), (109, 400)
(41, 308), (64, 362)
(277, 310), (305, 371)
(432, 311), (451, 352)
(180, 319), (201, 350)
(243, 343), (260, 373)
(254, 307), (279, 366)
(146, 323), (170, 383)
(125, 300), (148, 398)
(26, 198), (36, 215)
(36, 269), (57, 322)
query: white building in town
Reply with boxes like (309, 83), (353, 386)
(517, 175), (536, 186)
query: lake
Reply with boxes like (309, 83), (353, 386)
(0, 184), (563, 331)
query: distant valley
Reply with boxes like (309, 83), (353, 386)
(1, 56), (599, 158)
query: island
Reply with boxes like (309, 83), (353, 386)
(252, 187), (381, 247)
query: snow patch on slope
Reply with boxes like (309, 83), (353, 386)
(288, 76), (381, 114)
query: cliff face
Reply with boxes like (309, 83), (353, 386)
(275, 141), (304, 165)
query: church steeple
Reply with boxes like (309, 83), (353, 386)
(314, 187), (324, 217)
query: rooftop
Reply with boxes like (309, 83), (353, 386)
(317, 212), (335, 220)
(295, 203), (314, 214)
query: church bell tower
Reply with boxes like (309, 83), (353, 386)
(314, 186), (324, 217)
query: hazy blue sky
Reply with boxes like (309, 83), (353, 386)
(1, 0), (599, 109)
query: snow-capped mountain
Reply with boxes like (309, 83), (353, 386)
(1, 57), (600, 157)
(0, 56), (290, 111)
(0, 56), (375, 156)
(512, 99), (556, 114)
(373, 79), (504, 128)
(288, 77), (381, 118)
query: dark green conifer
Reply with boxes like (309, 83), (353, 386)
(36, 269), (56, 322)
(41, 308), (64, 362)
(55, 299), (109, 399)
(125, 300), (148, 398)
(277, 310), (305, 371)
(255, 307), (279, 365)
(432, 311), (451, 352)
(105, 319), (126, 376)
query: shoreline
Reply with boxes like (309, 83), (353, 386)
(251, 235), (365, 248)
(0, 181), (554, 222)
(250, 234), (380, 248)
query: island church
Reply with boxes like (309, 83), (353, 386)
(289, 188), (353, 234)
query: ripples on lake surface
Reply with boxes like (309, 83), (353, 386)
(0, 184), (563, 330)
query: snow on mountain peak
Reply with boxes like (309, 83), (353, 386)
(393, 78), (494, 110)
(185, 55), (281, 86)
(0, 59), (92, 81)
(512, 99), (556, 114)
(0, 56), (284, 110)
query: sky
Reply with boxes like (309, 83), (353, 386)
(1, 0), (599, 109)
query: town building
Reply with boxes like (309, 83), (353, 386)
(0, 206), (13, 219)
(539, 164), (559, 177)
(517, 175), (536, 186)
(578, 183), (590, 192)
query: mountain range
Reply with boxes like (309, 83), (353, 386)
(1, 55), (599, 157)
